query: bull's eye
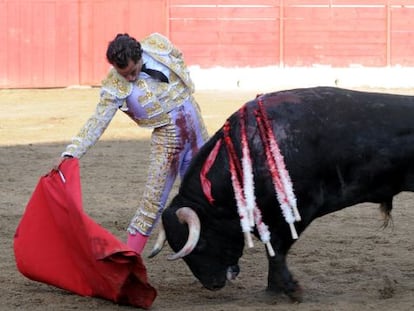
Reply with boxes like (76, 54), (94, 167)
(194, 238), (207, 253)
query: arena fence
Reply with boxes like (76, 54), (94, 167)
(1, 0), (413, 88)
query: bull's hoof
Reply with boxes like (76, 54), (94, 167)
(266, 280), (303, 303)
(266, 285), (283, 294)
(286, 285), (303, 303)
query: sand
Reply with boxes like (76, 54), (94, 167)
(1, 87), (413, 310)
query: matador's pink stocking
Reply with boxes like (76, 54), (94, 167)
(127, 232), (149, 254)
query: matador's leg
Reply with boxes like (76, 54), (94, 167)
(127, 123), (180, 253)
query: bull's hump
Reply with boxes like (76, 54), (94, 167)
(261, 86), (340, 107)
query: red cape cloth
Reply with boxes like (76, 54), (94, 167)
(13, 158), (157, 309)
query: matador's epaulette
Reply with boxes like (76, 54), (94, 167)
(101, 68), (132, 99)
(141, 33), (172, 56)
(142, 33), (194, 92)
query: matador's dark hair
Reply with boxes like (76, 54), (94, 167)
(106, 33), (143, 68)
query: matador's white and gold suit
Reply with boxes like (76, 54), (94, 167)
(62, 33), (208, 243)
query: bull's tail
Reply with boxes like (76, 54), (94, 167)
(379, 198), (393, 229)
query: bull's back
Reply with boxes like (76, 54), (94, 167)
(256, 87), (414, 158)
(245, 87), (414, 210)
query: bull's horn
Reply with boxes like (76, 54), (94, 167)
(167, 207), (200, 261)
(147, 225), (166, 258)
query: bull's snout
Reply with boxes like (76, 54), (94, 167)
(202, 265), (240, 290)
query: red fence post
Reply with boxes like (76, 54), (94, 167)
(279, 0), (284, 67)
(386, 0), (391, 66)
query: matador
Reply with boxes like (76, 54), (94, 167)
(60, 33), (209, 254)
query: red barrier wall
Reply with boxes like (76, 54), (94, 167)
(1, 0), (414, 88)
(0, 0), (167, 88)
(0, 0), (80, 88)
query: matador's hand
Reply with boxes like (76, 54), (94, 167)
(52, 155), (73, 171)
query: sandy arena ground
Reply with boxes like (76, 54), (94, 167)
(0, 86), (413, 310)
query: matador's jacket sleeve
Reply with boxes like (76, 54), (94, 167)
(61, 73), (132, 158)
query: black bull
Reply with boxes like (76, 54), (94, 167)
(159, 86), (414, 302)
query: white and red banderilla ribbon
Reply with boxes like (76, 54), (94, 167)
(200, 100), (300, 257)
(255, 99), (301, 238)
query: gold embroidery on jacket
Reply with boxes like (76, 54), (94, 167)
(101, 69), (132, 99)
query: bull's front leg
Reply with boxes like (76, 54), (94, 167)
(267, 253), (302, 302)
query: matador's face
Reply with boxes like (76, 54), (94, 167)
(113, 58), (143, 82)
